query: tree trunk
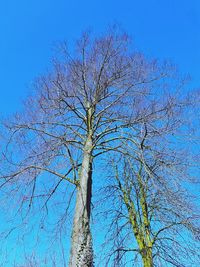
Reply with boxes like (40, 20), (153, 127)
(141, 248), (153, 267)
(69, 135), (93, 267)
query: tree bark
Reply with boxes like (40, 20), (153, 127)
(141, 248), (153, 267)
(69, 134), (93, 267)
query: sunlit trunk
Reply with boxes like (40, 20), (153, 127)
(69, 134), (93, 267)
(141, 248), (153, 267)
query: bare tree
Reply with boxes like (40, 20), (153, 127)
(0, 27), (195, 266)
(100, 96), (200, 266)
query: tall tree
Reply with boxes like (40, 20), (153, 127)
(0, 28), (195, 266)
(100, 98), (200, 266)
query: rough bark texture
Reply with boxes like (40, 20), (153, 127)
(69, 133), (93, 267)
(142, 249), (153, 267)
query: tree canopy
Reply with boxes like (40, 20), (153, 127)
(0, 28), (200, 266)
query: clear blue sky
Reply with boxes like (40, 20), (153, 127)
(0, 0), (199, 115)
(0, 0), (199, 266)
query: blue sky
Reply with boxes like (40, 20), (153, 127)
(0, 0), (199, 116)
(0, 0), (199, 266)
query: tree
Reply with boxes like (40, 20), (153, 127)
(1, 27), (197, 266)
(100, 96), (200, 266)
